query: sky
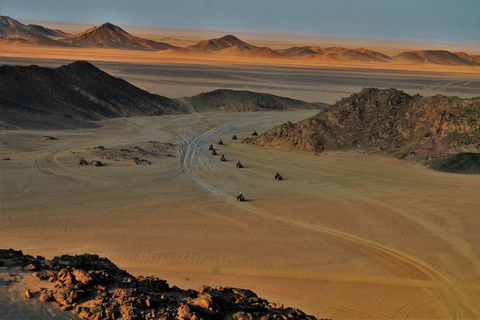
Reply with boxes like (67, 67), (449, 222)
(2, 0), (479, 41)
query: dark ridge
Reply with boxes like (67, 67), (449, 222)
(185, 89), (327, 112)
(0, 61), (186, 129)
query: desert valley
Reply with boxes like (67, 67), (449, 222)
(1, 9), (480, 320)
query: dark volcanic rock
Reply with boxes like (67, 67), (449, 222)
(428, 153), (480, 174)
(245, 88), (480, 156)
(0, 249), (319, 320)
(0, 61), (186, 130)
(185, 89), (326, 112)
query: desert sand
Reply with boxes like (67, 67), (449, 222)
(1, 110), (480, 319)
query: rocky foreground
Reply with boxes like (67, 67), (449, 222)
(245, 88), (480, 159)
(0, 249), (319, 320)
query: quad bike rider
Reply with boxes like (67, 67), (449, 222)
(274, 172), (283, 180)
(252, 130), (258, 136)
(208, 144), (214, 150)
(237, 192), (245, 201)
(218, 139), (223, 145)
(236, 161), (243, 168)
(220, 154), (226, 162)
(212, 149), (217, 155)
(232, 134), (237, 140)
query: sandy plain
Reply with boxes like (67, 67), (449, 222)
(2, 43), (480, 104)
(1, 110), (480, 319)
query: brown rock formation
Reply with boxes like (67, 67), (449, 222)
(245, 88), (480, 157)
(0, 249), (319, 320)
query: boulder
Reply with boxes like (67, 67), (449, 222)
(73, 269), (92, 285)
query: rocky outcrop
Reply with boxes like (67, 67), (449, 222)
(0, 249), (319, 320)
(245, 88), (480, 157)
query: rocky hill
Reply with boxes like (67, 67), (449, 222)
(0, 62), (326, 129)
(184, 89), (326, 112)
(58, 22), (176, 50)
(0, 249), (318, 320)
(244, 88), (480, 157)
(0, 61), (185, 129)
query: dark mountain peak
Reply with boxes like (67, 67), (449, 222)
(219, 34), (241, 42)
(0, 61), (185, 129)
(190, 34), (257, 51)
(57, 60), (98, 72)
(76, 22), (130, 37)
(60, 22), (175, 51)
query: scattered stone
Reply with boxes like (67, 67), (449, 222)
(72, 269), (92, 285)
(76, 158), (88, 166)
(1, 158), (11, 160)
(94, 145), (106, 150)
(24, 289), (31, 298)
(132, 157), (150, 165)
(43, 136), (57, 140)
(39, 289), (53, 302)
(177, 304), (192, 319)
(91, 160), (102, 167)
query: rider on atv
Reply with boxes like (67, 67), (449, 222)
(232, 134), (237, 140)
(236, 161), (243, 168)
(212, 149), (217, 155)
(218, 139), (223, 145)
(209, 144), (214, 150)
(237, 192), (245, 201)
(275, 172), (283, 180)
(220, 154), (226, 161)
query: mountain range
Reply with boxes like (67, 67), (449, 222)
(245, 88), (480, 157)
(1, 16), (479, 66)
(0, 15), (71, 38)
(0, 61), (323, 130)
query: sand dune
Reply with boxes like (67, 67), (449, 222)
(1, 111), (480, 318)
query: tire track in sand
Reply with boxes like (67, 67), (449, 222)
(176, 115), (480, 320)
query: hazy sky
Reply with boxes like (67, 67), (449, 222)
(2, 0), (479, 41)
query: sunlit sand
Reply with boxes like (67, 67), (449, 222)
(1, 111), (479, 318)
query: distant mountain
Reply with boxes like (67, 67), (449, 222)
(0, 35), (74, 47)
(0, 61), (186, 129)
(280, 46), (391, 62)
(189, 35), (257, 51)
(0, 16), (71, 38)
(245, 88), (480, 156)
(24, 24), (71, 37)
(58, 22), (177, 50)
(394, 50), (480, 66)
(184, 89), (326, 112)
(453, 52), (480, 64)
(321, 47), (390, 62)
(279, 46), (324, 57)
(245, 47), (287, 58)
(355, 47), (392, 61)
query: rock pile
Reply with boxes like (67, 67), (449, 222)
(0, 249), (319, 320)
